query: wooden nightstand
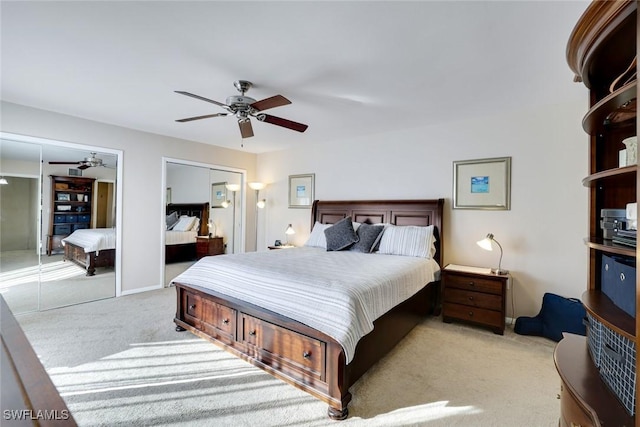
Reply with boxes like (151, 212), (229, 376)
(196, 236), (224, 259)
(442, 264), (510, 335)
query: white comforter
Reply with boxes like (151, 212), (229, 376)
(172, 247), (440, 363)
(61, 228), (116, 253)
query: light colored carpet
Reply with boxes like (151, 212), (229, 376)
(17, 287), (560, 426)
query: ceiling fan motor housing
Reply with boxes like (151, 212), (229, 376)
(226, 95), (257, 109)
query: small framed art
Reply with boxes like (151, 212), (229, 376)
(453, 157), (511, 210)
(288, 173), (315, 208)
(211, 182), (228, 208)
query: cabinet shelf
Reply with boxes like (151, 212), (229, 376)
(582, 81), (636, 135)
(582, 165), (636, 186)
(554, 334), (634, 427)
(584, 237), (636, 257)
(582, 289), (635, 340)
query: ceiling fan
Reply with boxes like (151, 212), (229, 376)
(49, 152), (108, 170)
(175, 80), (308, 138)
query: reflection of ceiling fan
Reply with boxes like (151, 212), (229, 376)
(49, 152), (108, 170)
(175, 80), (308, 138)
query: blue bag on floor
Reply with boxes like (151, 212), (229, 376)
(514, 293), (586, 342)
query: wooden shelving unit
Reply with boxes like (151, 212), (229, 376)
(558, 1), (639, 426)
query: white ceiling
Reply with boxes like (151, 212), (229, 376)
(1, 1), (589, 154)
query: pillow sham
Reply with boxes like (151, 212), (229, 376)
(172, 215), (197, 232)
(325, 217), (359, 251)
(166, 211), (179, 230)
(349, 223), (385, 253)
(305, 222), (332, 248)
(191, 217), (201, 233)
(378, 224), (436, 258)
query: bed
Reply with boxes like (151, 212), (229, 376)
(61, 228), (116, 276)
(172, 199), (444, 419)
(165, 203), (209, 264)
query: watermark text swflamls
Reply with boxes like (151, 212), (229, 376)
(3, 409), (70, 421)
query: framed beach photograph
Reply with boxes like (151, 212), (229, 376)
(211, 182), (228, 208)
(453, 157), (511, 210)
(288, 173), (315, 208)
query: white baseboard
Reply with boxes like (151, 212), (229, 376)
(120, 284), (163, 296)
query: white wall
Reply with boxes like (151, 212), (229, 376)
(257, 100), (589, 318)
(1, 101), (257, 294)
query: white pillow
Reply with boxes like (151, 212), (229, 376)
(305, 221), (331, 248)
(173, 216), (197, 232)
(378, 225), (436, 258)
(190, 217), (201, 233)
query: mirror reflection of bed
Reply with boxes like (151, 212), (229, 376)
(0, 138), (119, 314)
(164, 161), (244, 286)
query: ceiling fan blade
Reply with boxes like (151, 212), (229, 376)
(78, 164), (91, 170)
(258, 114), (308, 133)
(48, 161), (81, 165)
(250, 95), (291, 112)
(175, 91), (227, 107)
(176, 113), (228, 123)
(238, 119), (254, 139)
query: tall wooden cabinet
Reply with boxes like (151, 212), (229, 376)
(47, 175), (95, 255)
(556, 1), (638, 426)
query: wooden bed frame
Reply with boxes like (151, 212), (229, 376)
(165, 202), (209, 264)
(173, 199), (444, 419)
(63, 238), (115, 277)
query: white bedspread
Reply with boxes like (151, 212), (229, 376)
(61, 228), (116, 253)
(166, 230), (198, 245)
(172, 247), (440, 363)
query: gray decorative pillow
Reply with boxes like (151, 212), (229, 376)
(349, 224), (385, 253)
(324, 217), (359, 251)
(166, 211), (179, 230)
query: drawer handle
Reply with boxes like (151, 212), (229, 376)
(468, 296), (474, 301)
(222, 318), (229, 325)
(303, 351), (311, 359)
(188, 304), (196, 310)
(468, 311), (474, 317)
(603, 343), (623, 363)
(249, 330), (256, 336)
(468, 281), (475, 286)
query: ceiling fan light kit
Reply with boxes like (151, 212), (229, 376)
(175, 80), (308, 139)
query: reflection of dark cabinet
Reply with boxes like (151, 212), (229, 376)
(196, 236), (224, 259)
(47, 175), (95, 255)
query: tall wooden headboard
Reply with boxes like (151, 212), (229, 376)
(166, 202), (210, 236)
(311, 199), (444, 265)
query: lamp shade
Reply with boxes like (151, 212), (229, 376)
(0, 178), (7, 185)
(248, 182), (266, 190)
(225, 183), (241, 192)
(476, 233), (508, 275)
(285, 224), (295, 235)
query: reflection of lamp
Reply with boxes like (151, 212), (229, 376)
(248, 182), (267, 250)
(0, 177), (7, 185)
(208, 219), (217, 238)
(285, 224), (295, 246)
(477, 233), (508, 275)
(225, 183), (240, 253)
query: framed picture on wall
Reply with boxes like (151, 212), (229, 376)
(453, 157), (511, 210)
(211, 182), (228, 208)
(288, 174), (315, 208)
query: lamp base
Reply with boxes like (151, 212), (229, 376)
(491, 268), (509, 275)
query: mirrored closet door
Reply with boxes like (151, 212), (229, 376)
(0, 135), (121, 314)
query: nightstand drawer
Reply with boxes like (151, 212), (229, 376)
(445, 288), (502, 311)
(443, 303), (503, 328)
(445, 274), (503, 295)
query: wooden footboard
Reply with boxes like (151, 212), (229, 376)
(174, 279), (438, 419)
(63, 242), (115, 276)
